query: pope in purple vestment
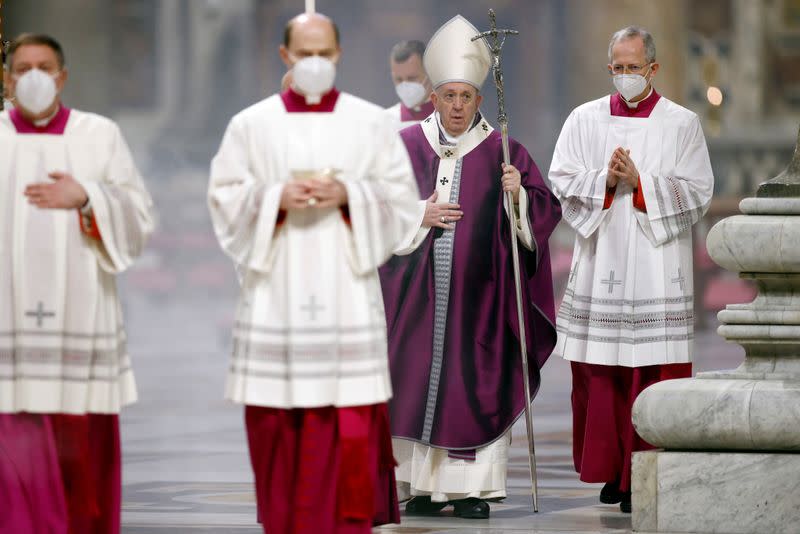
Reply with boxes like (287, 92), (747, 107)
(381, 115), (561, 451)
(380, 15), (562, 517)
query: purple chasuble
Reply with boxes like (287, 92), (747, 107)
(380, 123), (562, 451)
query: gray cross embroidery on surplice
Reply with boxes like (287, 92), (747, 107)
(671, 269), (686, 292)
(301, 296), (325, 321)
(26, 301), (56, 327)
(440, 176), (449, 186)
(601, 270), (622, 294)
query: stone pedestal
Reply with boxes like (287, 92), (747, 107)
(633, 451), (800, 534)
(631, 127), (800, 534)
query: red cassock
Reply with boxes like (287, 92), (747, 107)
(0, 413), (121, 534)
(0, 414), (67, 534)
(570, 361), (691, 492)
(245, 404), (399, 534)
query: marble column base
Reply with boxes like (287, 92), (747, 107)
(632, 450), (800, 534)
(632, 378), (800, 450)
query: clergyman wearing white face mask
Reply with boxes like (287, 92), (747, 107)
(384, 39), (435, 130)
(6, 47), (68, 124)
(278, 17), (341, 105)
(548, 26), (714, 515)
(609, 44), (659, 105)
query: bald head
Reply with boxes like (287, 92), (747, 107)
(283, 13), (340, 50)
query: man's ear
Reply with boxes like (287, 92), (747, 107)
(279, 45), (292, 69)
(55, 68), (68, 93)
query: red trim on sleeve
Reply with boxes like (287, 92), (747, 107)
(78, 210), (102, 240)
(633, 176), (647, 212)
(275, 210), (287, 228)
(603, 186), (617, 210)
(340, 205), (351, 227)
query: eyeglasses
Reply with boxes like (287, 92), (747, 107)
(610, 63), (651, 75)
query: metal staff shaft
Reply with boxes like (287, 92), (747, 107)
(473, 9), (540, 513)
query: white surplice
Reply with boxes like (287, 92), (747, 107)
(549, 95), (714, 367)
(208, 92), (420, 409)
(0, 110), (155, 413)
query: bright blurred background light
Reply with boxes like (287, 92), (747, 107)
(707, 86), (724, 106)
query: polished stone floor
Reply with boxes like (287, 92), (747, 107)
(118, 290), (745, 533)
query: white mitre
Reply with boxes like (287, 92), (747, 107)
(424, 15), (491, 89)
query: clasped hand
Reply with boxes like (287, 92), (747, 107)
(280, 174), (348, 211)
(607, 147), (639, 189)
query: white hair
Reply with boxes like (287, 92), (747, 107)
(608, 26), (656, 63)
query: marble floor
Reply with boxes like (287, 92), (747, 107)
(118, 292), (745, 533)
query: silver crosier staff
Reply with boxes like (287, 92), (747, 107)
(472, 8), (541, 513)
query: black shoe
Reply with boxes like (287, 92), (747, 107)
(619, 492), (631, 514)
(404, 496), (447, 516)
(452, 497), (490, 519)
(599, 482), (623, 504)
